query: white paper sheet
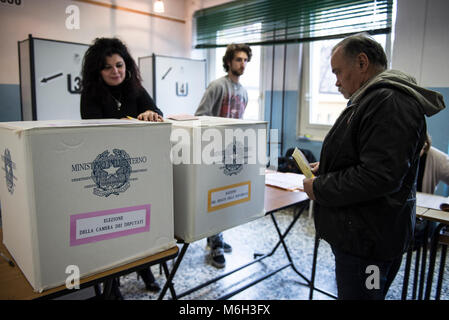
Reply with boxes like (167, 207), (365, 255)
(417, 192), (449, 210)
(265, 171), (305, 191)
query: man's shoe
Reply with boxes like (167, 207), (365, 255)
(223, 242), (232, 253)
(207, 237), (232, 253)
(209, 247), (226, 269)
(146, 281), (161, 293)
(137, 268), (161, 292)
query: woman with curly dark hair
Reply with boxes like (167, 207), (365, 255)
(81, 37), (162, 121)
(80, 37), (162, 299)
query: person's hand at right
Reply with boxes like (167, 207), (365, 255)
(303, 177), (316, 200)
(310, 162), (319, 174)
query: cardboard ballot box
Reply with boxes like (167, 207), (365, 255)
(169, 116), (267, 243)
(0, 119), (175, 292)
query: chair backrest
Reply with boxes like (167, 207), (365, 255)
(278, 148), (317, 174)
(284, 148), (317, 163)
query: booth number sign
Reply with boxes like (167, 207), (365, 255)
(40, 73), (81, 94)
(0, 0), (22, 6)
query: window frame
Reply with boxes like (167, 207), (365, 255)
(297, 34), (392, 141)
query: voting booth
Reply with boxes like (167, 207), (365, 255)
(139, 54), (206, 116)
(169, 116), (267, 243)
(18, 35), (88, 121)
(0, 120), (175, 292)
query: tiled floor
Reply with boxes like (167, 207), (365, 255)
(108, 206), (449, 301)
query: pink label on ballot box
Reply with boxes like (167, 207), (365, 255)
(70, 204), (150, 246)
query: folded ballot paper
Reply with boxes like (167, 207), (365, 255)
(292, 148), (315, 179)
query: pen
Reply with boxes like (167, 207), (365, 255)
(0, 252), (14, 267)
(126, 116), (136, 120)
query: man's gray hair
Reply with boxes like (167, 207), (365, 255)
(332, 33), (388, 70)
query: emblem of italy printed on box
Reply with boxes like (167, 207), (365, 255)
(221, 138), (247, 176)
(71, 148), (149, 197)
(2, 148), (17, 195)
(91, 149), (132, 197)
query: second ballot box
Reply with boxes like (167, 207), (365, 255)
(169, 116), (267, 243)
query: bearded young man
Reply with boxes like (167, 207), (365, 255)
(195, 43), (251, 119)
(195, 43), (252, 268)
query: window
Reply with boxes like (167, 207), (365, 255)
(309, 38), (348, 126)
(299, 34), (389, 141)
(195, 0), (394, 126)
(194, 0), (393, 48)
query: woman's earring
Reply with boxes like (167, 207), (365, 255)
(127, 70), (132, 80)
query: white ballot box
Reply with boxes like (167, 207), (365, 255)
(0, 119), (175, 292)
(169, 116), (267, 243)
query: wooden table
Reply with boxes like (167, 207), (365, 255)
(417, 207), (449, 225)
(264, 185), (308, 213)
(0, 228), (178, 300)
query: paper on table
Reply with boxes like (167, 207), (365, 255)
(265, 171), (305, 191)
(291, 148), (315, 179)
(167, 114), (198, 121)
(417, 192), (449, 211)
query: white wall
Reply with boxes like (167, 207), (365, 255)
(392, 0), (449, 87)
(393, 0), (449, 196)
(4, 1), (448, 89)
(0, 0), (189, 85)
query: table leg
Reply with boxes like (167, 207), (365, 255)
(435, 244), (447, 300)
(401, 244), (413, 300)
(269, 203), (310, 285)
(412, 246), (421, 299)
(102, 279), (114, 300)
(424, 223), (445, 300)
(94, 284), (102, 297)
(269, 203), (336, 299)
(158, 243), (189, 300)
(161, 261), (177, 299)
(418, 221), (430, 300)
(309, 234), (319, 300)
(156, 200), (317, 300)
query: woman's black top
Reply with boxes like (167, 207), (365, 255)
(80, 84), (163, 119)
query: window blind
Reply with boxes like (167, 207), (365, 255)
(194, 0), (393, 48)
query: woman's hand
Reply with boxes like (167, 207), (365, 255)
(137, 110), (163, 122)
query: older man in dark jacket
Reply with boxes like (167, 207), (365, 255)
(303, 34), (445, 300)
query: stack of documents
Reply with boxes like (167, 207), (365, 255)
(265, 171), (305, 191)
(417, 192), (449, 211)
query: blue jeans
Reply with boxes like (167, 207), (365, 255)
(332, 246), (403, 300)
